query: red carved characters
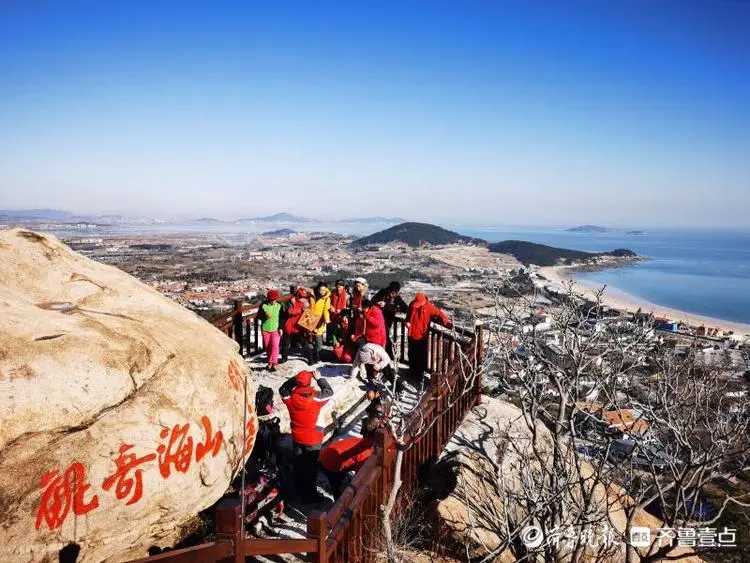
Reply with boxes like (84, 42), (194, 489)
(35, 462), (100, 531)
(102, 445), (157, 506)
(157, 423), (194, 478)
(36, 416), (226, 531)
(245, 417), (257, 455)
(227, 360), (244, 391)
(195, 416), (224, 462)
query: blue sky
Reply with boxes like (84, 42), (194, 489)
(1, 0), (748, 227)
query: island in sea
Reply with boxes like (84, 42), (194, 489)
(566, 225), (646, 236)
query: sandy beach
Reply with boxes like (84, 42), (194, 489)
(539, 266), (750, 338)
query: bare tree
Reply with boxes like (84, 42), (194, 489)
(466, 275), (750, 562)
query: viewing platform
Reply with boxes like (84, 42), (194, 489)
(124, 299), (484, 563)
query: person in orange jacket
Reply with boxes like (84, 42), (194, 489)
(280, 369), (333, 503)
(319, 416), (380, 499)
(405, 292), (452, 380)
(281, 287), (314, 364)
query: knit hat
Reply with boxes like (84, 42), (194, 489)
(413, 292), (427, 306)
(267, 289), (280, 301)
(295, 370), (314, 387)
(387, 281), (401, 292)
(354, 277), (367, 285)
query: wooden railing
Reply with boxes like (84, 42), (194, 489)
(309, 324), (484, 563)
(125, 299), (484, 563)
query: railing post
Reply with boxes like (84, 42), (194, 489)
(376, 428), (395, 498)
(307, 510), (328, 563)
(216, 498), (244, 563)
(232, 299), (244, 356)
(251, 314), (258, 356)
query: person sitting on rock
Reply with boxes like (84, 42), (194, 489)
(319, 416), (380, 500)
(281, 287), (314, 364)
(352, 299), (387, 348)
(257, 289), (282, 371)
(405, 292), (452, 381)
(279, 369), (333, 504)
(371, 281), (409, 357)
(349, 338), (397, 390)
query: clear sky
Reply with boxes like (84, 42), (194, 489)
(1, 0), (748, 227)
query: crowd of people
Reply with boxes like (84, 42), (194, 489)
(256, 278), (452, 506)
(257, 278), (452, 380)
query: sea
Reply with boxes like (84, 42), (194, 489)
(458, 226), (750, 326)
(36, 221), (750, 326)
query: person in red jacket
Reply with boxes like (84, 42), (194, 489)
(406, 292), (452, 380)
(281, 287), (314, 364)
(319, 416), (380, 499)
(352, 300), (387, 348)
(279, 369), (333, 503)
(328, 279), (350, 345)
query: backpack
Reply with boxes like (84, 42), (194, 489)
(250, 417), (282, 471)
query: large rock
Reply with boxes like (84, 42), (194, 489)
(426, 396), (701, 562)
(0, 229), (257, 562)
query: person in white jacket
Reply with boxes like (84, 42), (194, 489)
(349, 339), (398, 389)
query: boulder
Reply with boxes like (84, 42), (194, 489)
(425, 396), (701, 562)
(0, 229), (257, 562)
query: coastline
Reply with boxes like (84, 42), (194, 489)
(538, 265), (750, 337)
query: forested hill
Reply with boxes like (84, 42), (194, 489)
(488, 240), (637, 267)
(353, 222), (486, 247)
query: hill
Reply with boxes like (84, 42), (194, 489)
(339, 216), (407, 224)
(353, 222), (486, 248)
(0, 209), (76, 221)
(236, 213), (312, 223)
(565, 225), (612, 233)
(488, 240), (637, 267)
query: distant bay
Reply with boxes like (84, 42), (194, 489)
(457, 226), (750, 325)
(27, 220), (750, 326)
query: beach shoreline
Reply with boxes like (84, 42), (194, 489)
(538, 265), (750, 337)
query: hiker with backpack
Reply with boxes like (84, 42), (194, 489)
(240, 385), (284, 534)
(279, 369), (333, 504)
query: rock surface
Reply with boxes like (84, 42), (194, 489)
(426, 396), (701, 562)
(0, 228), (256, 562)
